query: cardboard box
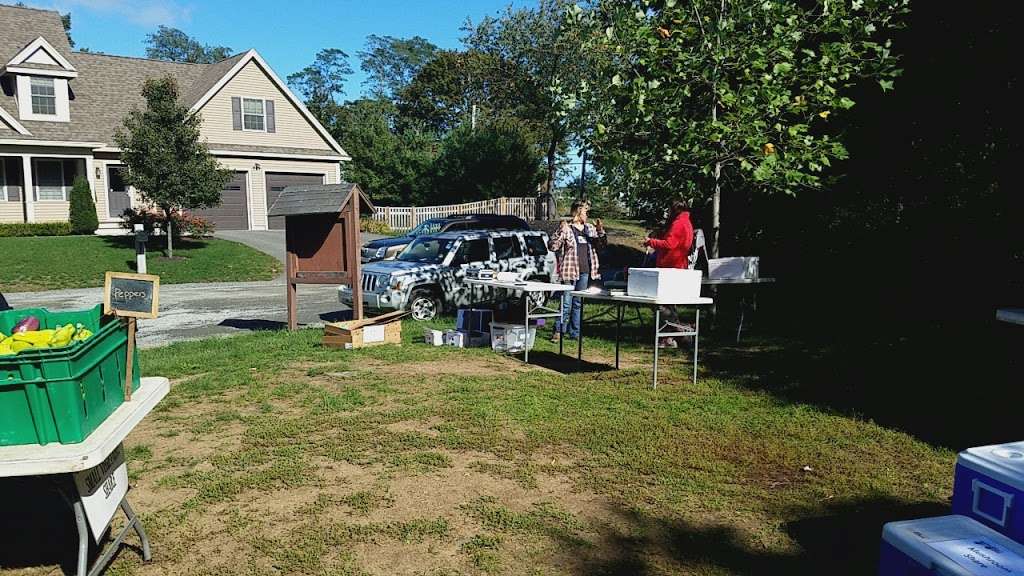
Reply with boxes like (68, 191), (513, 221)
(323, 310), (408, 349)
(424, 328), (445, 346)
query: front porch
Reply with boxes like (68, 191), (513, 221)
(0, 152), (91, 224)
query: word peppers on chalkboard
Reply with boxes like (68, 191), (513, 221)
(104, 272), (160, 319)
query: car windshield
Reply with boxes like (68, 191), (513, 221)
(409, 219), (445, 237)
(396, 237), (456, 264)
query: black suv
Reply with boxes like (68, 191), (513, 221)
(361, 214), (530, 263)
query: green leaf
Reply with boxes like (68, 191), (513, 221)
(838, 97), (856, 109)
(878, 79), (894, 91)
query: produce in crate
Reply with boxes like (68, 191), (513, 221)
(11, 315), (40, 333)
(0, 323), (93, 356)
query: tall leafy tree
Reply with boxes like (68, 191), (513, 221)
(115, 77), (232, 257)
(358, 35), (438, 99)
(464, 0), (590, 202)
(398, 50), (537, 136)
(287, 48), (354, 117)
(144, 25), (232, 64)
(328, 98), (437, 205)
(575, 0), (909, 256)
(431, 119), (544, 204)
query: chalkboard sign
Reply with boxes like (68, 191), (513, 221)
(104, 272), (160, 319)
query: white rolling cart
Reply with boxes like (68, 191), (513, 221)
(0, 376), (169, 576)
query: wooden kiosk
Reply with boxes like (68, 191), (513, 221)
(267, 183), (375, 330)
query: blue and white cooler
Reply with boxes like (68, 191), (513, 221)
(952, 441), (1024, 543)
(880, 515), (1024, 575)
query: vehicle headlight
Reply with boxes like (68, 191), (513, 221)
(390, 276), (404, 290)
(376, 247), (387, 258)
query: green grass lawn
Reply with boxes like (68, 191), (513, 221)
(0, 316), (948, 576)
(0, 236), (281, 292)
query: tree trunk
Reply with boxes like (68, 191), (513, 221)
(541, 136), (559, 220)
(712, 161), (721, 258)
(164, 208), (174, 258)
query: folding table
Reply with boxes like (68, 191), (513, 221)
(0, 376), (169, 576)
(464, 278), (575, 362)
(570, 290), (713, 388)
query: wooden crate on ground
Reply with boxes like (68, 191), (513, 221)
(323, 310), (409, 349)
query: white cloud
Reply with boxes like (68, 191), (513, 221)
(50, 0), (193, 27)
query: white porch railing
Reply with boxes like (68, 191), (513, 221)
(371, 197), (536, 231)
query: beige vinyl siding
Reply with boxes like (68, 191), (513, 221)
(0, 203), (24, 223)
(34, 201), (69, 221)
(199, 61), (332, 151)
(215, 157), (339, 230)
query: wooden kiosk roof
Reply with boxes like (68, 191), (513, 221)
(268, 183), (375, 218)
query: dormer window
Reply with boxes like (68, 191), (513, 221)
(242, 98), (265, 131)
(30, 77), (56, 115)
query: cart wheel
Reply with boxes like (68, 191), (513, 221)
(408, 289), (440, 321)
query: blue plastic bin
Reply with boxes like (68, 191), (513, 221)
(457, 309), (494, 333)
(952, 441), (1024, 543)
(879, 515), (1024, 575)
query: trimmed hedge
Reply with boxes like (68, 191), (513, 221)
(69, 176), (99, 234)
(0, 222), (74, 237)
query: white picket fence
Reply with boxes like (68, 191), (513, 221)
(371, 197), (536, 231)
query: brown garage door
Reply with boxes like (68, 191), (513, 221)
(266, 172), (325, 230)
(196, 172), (248, 230)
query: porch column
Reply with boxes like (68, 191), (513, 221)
(21, 155), (34, 223)
(85, 156), (97, 202)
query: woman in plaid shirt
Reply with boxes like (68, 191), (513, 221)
(549, 201), (606, 341)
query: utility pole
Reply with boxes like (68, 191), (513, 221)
(578, 149), (587, 201)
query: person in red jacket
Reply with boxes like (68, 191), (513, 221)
(643, 200), (694, 348)
(644, 200), (693, 268)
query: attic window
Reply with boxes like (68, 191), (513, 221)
(242, 98), (265, 131)
(30, 77), (57, 116)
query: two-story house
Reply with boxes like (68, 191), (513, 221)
(0, 4), (350, 232)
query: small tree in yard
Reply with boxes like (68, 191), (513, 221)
(115, 76), (231, 257)
(68, 176), (98, 234)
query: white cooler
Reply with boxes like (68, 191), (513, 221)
(879, 515), (1024, 575)
(627, 268), (702, 300)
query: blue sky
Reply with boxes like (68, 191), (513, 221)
(30, 0), (535, 99)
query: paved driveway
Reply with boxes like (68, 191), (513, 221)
(218, 230), (388, 264)
(5, 280), (350, 349)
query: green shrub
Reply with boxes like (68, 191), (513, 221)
(68, 176), (99, 234)
(360, 217), (395, 236)
(0, 222), (73, 237)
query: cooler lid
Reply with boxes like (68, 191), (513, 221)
(959, 441), (1024, 489)
(882, 515), (1024, 575)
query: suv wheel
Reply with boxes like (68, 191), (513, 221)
(408, 289), (440, 321)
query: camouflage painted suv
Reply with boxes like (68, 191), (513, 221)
(340, 229), (555, 321)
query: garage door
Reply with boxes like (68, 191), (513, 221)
(266, 173), (325, 230)
(196, 172), (248, 230)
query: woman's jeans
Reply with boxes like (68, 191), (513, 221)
(557, 273), (590, 338)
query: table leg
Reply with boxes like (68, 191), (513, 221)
(693, 308), (700, 385)
(524, 293), (530, 364)
(123, 499), (152, 561)
(653, 306), (661, 389)
(615, 303), (623, 370)
(72, 493), (88, 576)
(736, 294), (746, 343)
(577, 297), (584, 362)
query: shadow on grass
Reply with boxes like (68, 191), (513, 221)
(510, 350), (619, 375)
(99, 235), (210, 252)
(574, 496), (947, 575)
(218, 318), (286, 331)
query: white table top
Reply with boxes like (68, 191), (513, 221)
(571, 290), (714, 306)
(0, 376), (170, 477)
(997, 308), (1024, 326)
(466, 278), (576, 292)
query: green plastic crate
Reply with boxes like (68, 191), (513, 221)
(0, 305), (141, 446)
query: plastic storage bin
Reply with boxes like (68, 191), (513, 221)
(0, 305), (141, 446)
(627, 268), (703, 300)
(489, 322), (536, 354)
(879, 515), (1024, 575)
(457, 309), (494, 333)
(952, 441), (1024, 543)
(708, 257), (760, 280)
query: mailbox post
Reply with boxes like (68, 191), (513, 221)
(133, 224), (149, 274)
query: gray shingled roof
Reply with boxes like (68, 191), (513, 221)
(0, 4), (71, 64)
(0, 4), (342, 158)
(268, 183), (374, 217)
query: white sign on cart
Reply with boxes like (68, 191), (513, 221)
(73, 444), (129, 541)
